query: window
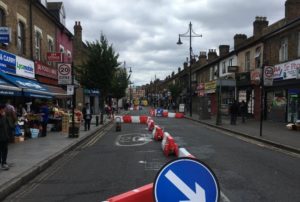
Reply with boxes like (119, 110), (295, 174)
(222, 61), (226, 74)
(245, 51), (250, 71)
(255, 47), (261, 69)
(210, 67), (213, 81)
(279, 37), (288, 62)
(47, 37), (54, 65)
(298, 32), (300, 57)
(35, 31), (42, 60)
(229, 58), (233, 67)
(0, 8), (5, 26)
(17, 21), (25, 55)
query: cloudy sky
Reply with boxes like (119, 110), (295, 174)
(48, 0), (285, 86)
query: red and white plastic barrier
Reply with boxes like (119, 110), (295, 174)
(178, 148), (195, 158)
(161, 132), (179, 157)
(107, 183), (153, 202)
(152, 125), (164, 141)
(149, 108), (184, 118)
(114, 115), (149, 124)
(147, 119), (155, 131)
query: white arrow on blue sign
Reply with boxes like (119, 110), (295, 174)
(154, 158), (219, 202)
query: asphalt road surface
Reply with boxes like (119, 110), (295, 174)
(4, 108), (300, 202)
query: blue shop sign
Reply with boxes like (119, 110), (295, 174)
(0, 49), (16, 74)
(84, 89), (100, 96)
(0, 27), (11, 43)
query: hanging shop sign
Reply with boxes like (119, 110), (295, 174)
(205, 80), (216, 94)
(0, 49), (16, 74)
(35, 61), (57, 79)
(236, 72), (250, 86)
(47, 52), (63, 62)
(67, 85), (74, 95)
(227, 66), (239, 73)
(273, 59), (300, 80)
(16, 56), (35, 78)
(0, 27), (11, 43)
(250, 68), (261, 85)
(58, 63), (72, 85)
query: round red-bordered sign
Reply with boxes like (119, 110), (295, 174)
(58, 64), (71, 76)
(264, 66), (274, 78)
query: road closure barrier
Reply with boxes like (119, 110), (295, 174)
(148, 119), (155, 131)
(178, 148), (195, 158)
(161, 132), (179, 157)
(115, 115), (150, 124)
(152, 125), (164, 141)
(107, 183), (153, 202)
(149, 108), (184, 118)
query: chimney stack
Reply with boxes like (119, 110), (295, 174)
(219, 45), (230, 57)
(285, 0), (300, 22)
(198, 51), (207, 66)
(74, 21), (82, 42)
(178, 67), (181, 73)
(253, 16), (268, 36)
(234, 34), (247, 50)
(183, 62), (188, 69)
(207, 49), (218, 63)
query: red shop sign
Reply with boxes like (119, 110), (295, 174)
(47, 52), (63, 62)
(35, 61), (57, 79)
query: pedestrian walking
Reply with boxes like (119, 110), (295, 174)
(39, 102), (49, 137)
(82, 103), (92, 131)
(0, 104), (10, 170)
(230, 100), (239, 125)
(240, 100), (247, 123)
(5, 100), (17, 143)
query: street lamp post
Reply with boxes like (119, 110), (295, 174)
(177, 22), (202, 117)
(128, 67), (132, 106)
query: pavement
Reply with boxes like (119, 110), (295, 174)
(0, 114), (113, 201)
(1, 108), (299, 200)
(185, 113), (300, 154)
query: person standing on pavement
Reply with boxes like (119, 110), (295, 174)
(39, 102), (49, 137)
(0, 104), (10, 170)
(82, 103), (92, 131)
(240, 100), (247, 123)
(5, 100), (17, 143)
(230, 100), (239, 125)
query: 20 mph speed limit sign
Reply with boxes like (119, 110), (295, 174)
(58, 63), (72, 85)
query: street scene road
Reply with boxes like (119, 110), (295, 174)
(4, 108), (300, 202)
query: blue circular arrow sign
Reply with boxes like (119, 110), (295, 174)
(154, 158), (219, 202)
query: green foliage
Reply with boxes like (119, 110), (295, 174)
(79, 34), (120, 101)
(111, 67), (129, 100)
(168, 82), (183, 102)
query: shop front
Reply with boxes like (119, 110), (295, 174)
(236, 72), (254, 116)
(84, 89), (100, 114)
(204, 80), (217, 116)
(266, 59), (300, 122)
(35, 60), (69, 108)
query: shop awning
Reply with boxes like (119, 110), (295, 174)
(0, 78), (22, 96)
(0, 72), (53, 99)
(42, 84), (70, 98)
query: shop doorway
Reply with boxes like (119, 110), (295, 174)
(288, 89), (300, 123)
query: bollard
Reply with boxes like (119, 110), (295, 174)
(100, 112), (104, 124)
(115, 117), (122, 132)
(96, 115), (99, 126)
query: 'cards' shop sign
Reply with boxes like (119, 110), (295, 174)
(273, 59), (300, 80)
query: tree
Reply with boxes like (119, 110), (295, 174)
(111, 67), (130, 112)
(168, 82), (183, 105)
(79, 34), (120, 110)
